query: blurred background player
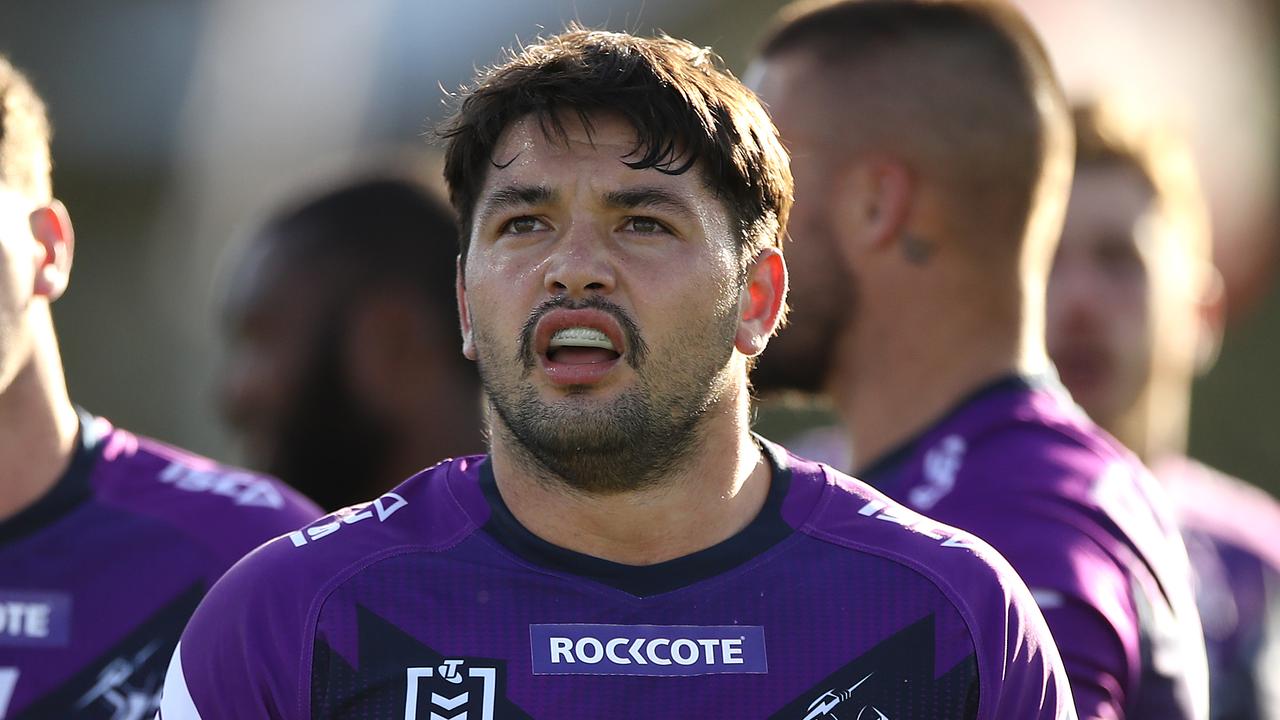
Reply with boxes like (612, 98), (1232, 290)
(1048, 100), (1280, 720)
(748, 1), (1208, 717)
(219, 176), (484, 511)
(158, 28), (1074, 718)
(0, 56), (319, 718)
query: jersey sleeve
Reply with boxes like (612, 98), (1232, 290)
(992, 508), (1135, 720)
(1210, 551), (1280, 719)
(156, 536), (313, 719)
(1254, 573), (1280, 719)
(843, 487), (1078, 718)
(936, 431), (1206, 720)
(940, 531), (1079, 720)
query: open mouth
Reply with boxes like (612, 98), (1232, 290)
(546, 327), (622, 364)
(534, 309), (628, 385)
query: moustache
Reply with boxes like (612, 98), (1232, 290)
(518, 296), (649, 373)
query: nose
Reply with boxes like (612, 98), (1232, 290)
(543, 221), (616, 298)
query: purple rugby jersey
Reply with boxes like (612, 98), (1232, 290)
(157, 439), (1077, 719)
(0, 411), (321, 719)
(857, 375), (1209, 720)
(1157, 456), (1280, 720)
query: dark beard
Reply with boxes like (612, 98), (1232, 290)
(475, 294), (737, 495)
(750, 225), (853, 395)
(271, 313), (393, 511)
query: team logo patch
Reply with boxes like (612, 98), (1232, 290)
(767, 615), (978, 719)
(311, 606), (533, 719)
(529, 624), (767, 676)
(13, 584), (201, 719)
(0, 589), (71, 647)
(404, 659), (499, 720)
(802, 672), (888, 720)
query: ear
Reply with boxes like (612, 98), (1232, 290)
(29, 199), (75, 301)
(830, 157), (913, 256)
(1194, 266), (1226, 376)
(456, 255), (477, 361)
(734, 247), (787, 357)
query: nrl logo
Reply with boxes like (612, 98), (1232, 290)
(803, 673), (890, 720)
(404, 659), (498, 720)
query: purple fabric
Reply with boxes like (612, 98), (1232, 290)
(1158, 456), (1280, 720)
(860, 379), (1209, 720)
(162, 447), (1076, 719)
(0, 416), (320, 718)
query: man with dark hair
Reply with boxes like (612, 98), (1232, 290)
(0, 56), (320, 718)
(1049, 100), (1280, 720)
(748, 1), (1208, 718)
(220, 176), (484, 511)
(158, 28), (1076, 718)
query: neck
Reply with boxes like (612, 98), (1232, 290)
(487, 381), (770, 565)
(834, 268), (1047, 472)
(1108, 382), (1190, 466)
(0, 321), (79, 522)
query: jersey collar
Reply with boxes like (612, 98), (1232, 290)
(477, 438), (794, 598)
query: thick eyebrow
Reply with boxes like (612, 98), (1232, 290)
(474, 184), (555, 227)
(601, 187), (697, 219)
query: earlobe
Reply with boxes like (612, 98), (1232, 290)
(456, 256), (477, 361)
(29, 200), (75, 301)
(734, 248), (787, 357)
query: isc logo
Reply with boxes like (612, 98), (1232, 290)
(288, 493), (408, 547)
(159, 463), (285, 509)
(857, 500), (974, 549)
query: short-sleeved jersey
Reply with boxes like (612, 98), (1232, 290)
(157, 440), (1077, 719)
(0, 412), (322, 719)
(1157, 456), (1280, 720)
(859, 375), (1209, 720)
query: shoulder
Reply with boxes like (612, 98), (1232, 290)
(1160, 456), (1280, 572)
(961, 394), (1134, 494)
(786, 448), (1043, 626)
(912, 394), (1185, 598)
(937, 395), (1177, 543)
(186, 456), (484, 630)
(206, 456), (483, 605)
(161, 456), (492, 718)
(88, 420), (322, 567)
(783, 450), (1074, 717)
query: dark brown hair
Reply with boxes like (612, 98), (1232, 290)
(440, 27), (792, 268)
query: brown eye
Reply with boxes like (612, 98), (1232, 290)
(502, 216), (547, 235)
(621, 217), (670, 234)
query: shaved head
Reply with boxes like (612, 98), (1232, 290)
(0, 57), (51, 200)
(758, 0), (1072, 262)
